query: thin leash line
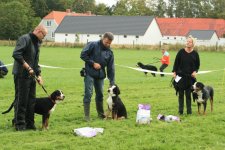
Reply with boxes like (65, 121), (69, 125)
(33, 75), (49, 97)
(147, 60), (161, 65)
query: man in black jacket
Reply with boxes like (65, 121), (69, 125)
(12, 25), (47, 131)
(80, 32), (115, 121)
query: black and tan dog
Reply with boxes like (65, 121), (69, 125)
(105, 85), (127, 119)
(136, 62), (157, 77)
(192, 82), (214, 115)
(2, 90), (65, 129)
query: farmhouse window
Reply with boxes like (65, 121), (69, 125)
(47, 21), (51, 27)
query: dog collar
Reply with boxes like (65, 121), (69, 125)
(48, 96), (56, 104)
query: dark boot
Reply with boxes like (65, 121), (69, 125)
(84, 103), (90, 121)
(96, 101), (105, 119)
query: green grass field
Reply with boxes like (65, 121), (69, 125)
(1, 46), (225, 150)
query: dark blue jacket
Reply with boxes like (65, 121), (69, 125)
(80, 40), (115, 85)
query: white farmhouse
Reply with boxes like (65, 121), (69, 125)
(54, 16), (162, 45)
(187, 30), (219, 46)
(40, 9), (93, 41)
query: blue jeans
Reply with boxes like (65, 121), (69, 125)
(83, 75), (104, 104)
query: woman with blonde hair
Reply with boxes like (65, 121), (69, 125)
(172, 35), (200, 115)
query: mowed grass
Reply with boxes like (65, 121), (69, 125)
(0, 46), (225, 150)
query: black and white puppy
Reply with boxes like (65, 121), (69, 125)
(2, 90), (65, 129)
(105, 85), (127, 119)
(136, 62), (157, 77)
(192, 82), (214, 115)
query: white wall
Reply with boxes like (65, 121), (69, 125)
(141, 18), (162, 45)
(161, 36), (186, 45)
(218, 38), (225, 46)
(55, 33), (102, 43)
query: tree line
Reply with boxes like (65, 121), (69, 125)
(0, 0), (224, 40)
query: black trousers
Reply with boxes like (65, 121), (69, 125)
(14, 76), (36, 128)
(178, 88), (192, 115)
(159, 64), (168, 76)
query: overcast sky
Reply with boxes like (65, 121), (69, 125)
(95, 0), (118, 6)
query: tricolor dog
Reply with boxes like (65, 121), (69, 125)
(2, 90), (65, 129)
(105, 85), (127, 119)
(192, 82), (214, 115)
(136, 62), (157, 77)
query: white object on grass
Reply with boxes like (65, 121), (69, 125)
(74, 127), (104, 138)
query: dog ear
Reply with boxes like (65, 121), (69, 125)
(51, 90), (60, 100)
(196, 82), (204, 89)
(115, 85), (120, 95)
(199, 82), (205, 89)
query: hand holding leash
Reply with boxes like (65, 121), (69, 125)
(28, 67), (34, 76)
(33, 75), (49, 96)
(93, 63), (101, 70)
(36, 76), (43, 85)
(153, 57), (160, 60)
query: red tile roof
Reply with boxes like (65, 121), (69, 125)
(156, 18), (225, 37)
(44, 10), (94, 25)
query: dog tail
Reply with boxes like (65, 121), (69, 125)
(209, 87), (214, 112)
(2, 101), (14, 114)
(210, 87), (214, 98)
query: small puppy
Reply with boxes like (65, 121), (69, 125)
(2, 90), (65, 129)
(136, 62), (157, 77)
(105, 85), (127, 119)
(192, 82), (214, 115)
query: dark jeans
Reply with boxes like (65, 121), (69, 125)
(83, 75), (104, 104)
(159, 64), (168, 77)
(14, 76), (36, 128)
(178, 88), (192, 115)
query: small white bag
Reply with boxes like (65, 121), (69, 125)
(74, 127), (104, 138)
(136, 104), (151, 124)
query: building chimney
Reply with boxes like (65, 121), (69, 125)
(66, 9), (71, 13)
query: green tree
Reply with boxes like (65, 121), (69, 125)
(31, 0), (49, 18)
(0, 1), (40, 40)
(112, 0), (153, 16)
(167, 0), (176, 17)
(153, 0), (166, 17)
(46, 0), (68, 11)
(72, 0), (95, 13)
(129, 0), (154, 16)
(200, 0), (213, 18)
(94, 3), (108, 15)
(112, 0), (130, 15)
(210, 0), (225, 19)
